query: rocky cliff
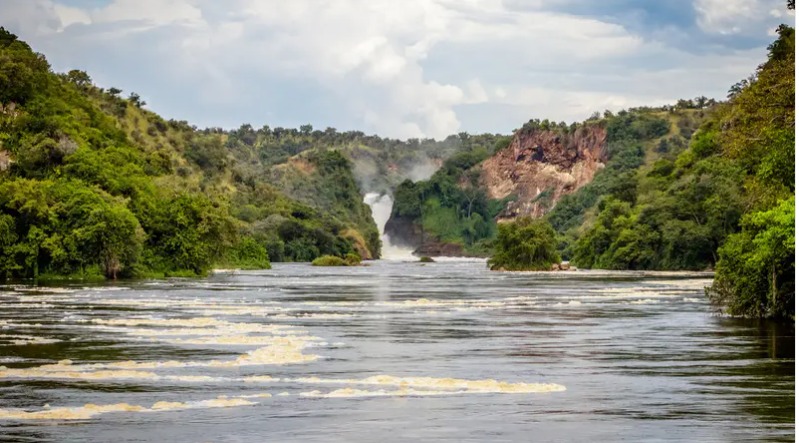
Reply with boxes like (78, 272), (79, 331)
(481, 124), (607, 221)
(383, 122), (608, 257)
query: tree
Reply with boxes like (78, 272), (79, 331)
(66, 69), (92, 88)
(73, 201), (144, 279)
(128, 92), (146, 108)
(489, 218), (560, 271)
(708, 197), (794, 319)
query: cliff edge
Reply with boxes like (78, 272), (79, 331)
(481, 124), (607, 221)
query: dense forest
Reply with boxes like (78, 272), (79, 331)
(0, 28), (486, 280)
(0, 22), (792, 319)
(388, 133), (509, 255)
(389, 103), (709, 256)
(496, 26), (795, 318)
(566, 25), (794, 318)
(391, 26), (794, 319)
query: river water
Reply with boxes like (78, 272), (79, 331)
(0, 260), (794, 442)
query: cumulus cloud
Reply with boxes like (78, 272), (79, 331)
(694, 0), (790, 35)
(0, 0), (791, 138)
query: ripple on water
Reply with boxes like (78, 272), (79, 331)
(0, 263), (788, 443)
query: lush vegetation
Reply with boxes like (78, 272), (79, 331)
(705, 25), (795, 318)
(409, 24), (793, 318)
(0, 30), (376, 279)
(561, 25), (795, 319)
(389, 134), (510, 254)
(0, 28), (508, 280)
(0, 28), (249, 279)
(488, 218), (560, 271)
(1, 20), (792, 320)
(311, 253), (362, 267)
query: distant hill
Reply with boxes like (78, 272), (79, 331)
(0, 27), (485, 279)
(385, 104), (710, 258)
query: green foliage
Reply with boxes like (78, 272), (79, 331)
(0, 178), (144, 279)
(419, 256), (435, 263)
(393, 180), (422, 218)
(720, 24), (794, 205)
(387, 141), (499, 252)
(703, 25), (795, 319)
(311, 255), (347, 266)
(488, 218), (560, 271)
(708, 197), (794, 318)
(546, 110), (669, 234)
(0, 28), (50, 105)
(0, 32), (398, 278)
(344, 252), (362, 266)
(558, 26), (795, 318)
(223, 236), (271, 270)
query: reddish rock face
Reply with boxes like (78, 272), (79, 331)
(481, 124), (607, 221)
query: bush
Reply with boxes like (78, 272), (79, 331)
(488, 217), (560, 271)
(225, 236), (271, 270)
(708, 196), (794, 319)
(419, 256), (435, 263)
(344, 252), (362, 266)
(311, 255), (347, 266)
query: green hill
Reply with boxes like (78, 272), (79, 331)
(0, 28), (378, 279)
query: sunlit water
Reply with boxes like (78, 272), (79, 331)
(0, 261), (793, 442)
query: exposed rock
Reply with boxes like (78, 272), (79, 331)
(384, 215), (420, 250)
(0, 150), (12, 172)
(384, 124), (608, 257)
(384, 216), (480, 257)
(481, 125), (607, 221)
(414, 240), (466, 257)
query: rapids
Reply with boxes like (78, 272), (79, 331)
(0, 261), (793, 442)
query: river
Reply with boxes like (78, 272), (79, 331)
(0, 260), (794, 442)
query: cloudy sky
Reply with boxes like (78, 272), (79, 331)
(1, 0), (793, 139)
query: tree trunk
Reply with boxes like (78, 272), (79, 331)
(770, 262), (777, 316)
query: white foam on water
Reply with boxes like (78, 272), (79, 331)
(0, 396), (259, 421)
(4, 335), (62, 345)
(628, 299), (661, 305)
(299, 388), (454, 398)
(288, 374), (566, 394)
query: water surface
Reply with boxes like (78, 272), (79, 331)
(0, 261), (794, 442)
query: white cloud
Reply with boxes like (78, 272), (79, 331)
(52, 4), (91, 30)
(694, 0), (788, 34)
(90, 0), (204, 28)
(0, 0), (788, 138)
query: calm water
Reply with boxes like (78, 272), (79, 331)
(0, 260), (794, 442)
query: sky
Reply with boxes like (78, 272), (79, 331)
(1, 0), (794, 139)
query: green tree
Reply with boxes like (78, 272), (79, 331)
(66, 69), (92, 88)
(489, 218), (560, 271)
(708, 197), (794, 318)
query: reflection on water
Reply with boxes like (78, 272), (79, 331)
(0, 261), (793, 442)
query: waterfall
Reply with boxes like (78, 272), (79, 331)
(363, 192), (416, 261)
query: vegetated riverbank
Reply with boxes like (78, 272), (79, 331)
(0, 24), (792, 320)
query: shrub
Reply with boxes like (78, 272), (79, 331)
(344, 252), (362, 266)
(311, 255), (347, 266)
(488, 217), (560, 271)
